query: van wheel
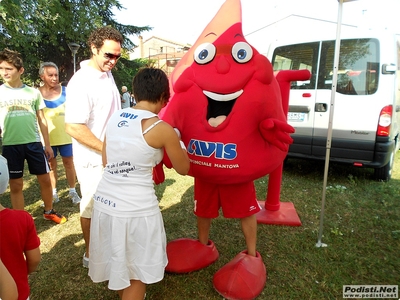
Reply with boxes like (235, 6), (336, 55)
(374, 146), (395, 181)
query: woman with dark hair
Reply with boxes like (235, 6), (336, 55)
(88, 68), (190, 300)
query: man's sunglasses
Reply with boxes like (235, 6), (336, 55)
(100, 49), (121, 61)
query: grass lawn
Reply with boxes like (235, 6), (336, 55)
(1, 153), (399, 300)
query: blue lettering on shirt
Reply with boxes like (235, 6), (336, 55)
(188, 139), (237, 160)
(94, 194), (116, 208)
(120, 112), (138, 119)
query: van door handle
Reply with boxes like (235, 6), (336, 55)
(315, 103), (327, 112)
(289, 105), (310, 113)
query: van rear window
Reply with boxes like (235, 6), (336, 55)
(272, 42), (318, 90)
(272, 38), (379, 95)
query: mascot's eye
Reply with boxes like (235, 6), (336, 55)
(194, 43), (216, 64)
(231, 42), (253, 63)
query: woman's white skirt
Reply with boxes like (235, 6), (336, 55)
(88, 208), (168, 290)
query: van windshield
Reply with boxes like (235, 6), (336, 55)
(272, 38), (379, 95)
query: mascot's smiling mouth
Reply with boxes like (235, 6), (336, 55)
(203, 90), (243, 127)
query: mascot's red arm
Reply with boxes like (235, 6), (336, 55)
(259, 69), (311, 152)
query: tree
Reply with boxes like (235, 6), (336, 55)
(0, 0), (150, 84)
(113, 57), (150, 92)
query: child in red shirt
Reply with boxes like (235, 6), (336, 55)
(0, 155), (41, 300)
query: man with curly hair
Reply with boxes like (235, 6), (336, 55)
(65, 26), (123, 268)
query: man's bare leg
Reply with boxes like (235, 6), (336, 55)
(240, 214), (257, 256)
(197, 216), (212, 245)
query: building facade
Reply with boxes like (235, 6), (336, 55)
(130, 36), (191, 76)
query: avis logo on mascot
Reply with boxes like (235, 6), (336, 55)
(155, 0), (310, 299)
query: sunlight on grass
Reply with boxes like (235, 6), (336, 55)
(159, 169), (194, 210)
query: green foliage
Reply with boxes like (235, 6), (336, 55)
(112, 58), (151, 91)
(0, 0), (151, 84)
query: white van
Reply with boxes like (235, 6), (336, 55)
(267, 30), (400, 180)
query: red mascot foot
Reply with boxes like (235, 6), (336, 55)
(166, 238), (219, 273)
(213, 251), (267, 300)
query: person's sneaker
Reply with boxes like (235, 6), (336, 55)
(43, 209), (67, 224)
(53, 194), (60, 203)
(40, 194), (60, 207)
(83, 253), (89, 268)
(69, 191), (81, 205)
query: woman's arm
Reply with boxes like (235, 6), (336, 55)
(145, 120), (190, 175)
(102, 136), (107, 167)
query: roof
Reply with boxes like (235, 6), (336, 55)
(142, 36), (191, 48)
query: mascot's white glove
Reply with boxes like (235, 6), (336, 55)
(174, 128), (181, 139)
(174, 128), (186, 150)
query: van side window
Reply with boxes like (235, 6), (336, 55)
(272, 39), (379, 95)
(320, 38), (379, 95)
(272, 42), (319, 89)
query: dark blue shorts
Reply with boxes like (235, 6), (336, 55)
(2, 142), (50, 179)
(52, 144), (73, 157)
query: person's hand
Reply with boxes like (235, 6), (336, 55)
(259, 118), (294, 152)
(44, 145), (54, 160)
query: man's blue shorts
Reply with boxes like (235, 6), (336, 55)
(52, 144), (73, 157)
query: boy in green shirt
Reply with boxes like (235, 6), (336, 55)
(0, 48), (66, 224)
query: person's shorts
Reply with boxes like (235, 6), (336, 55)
(2, 142), (50, 179)
(193, 178), (261, 219)
(75, 164), (103, 218)
(52, 144), (73, 157)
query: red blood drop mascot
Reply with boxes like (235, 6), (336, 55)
(155, 0), (310, 299)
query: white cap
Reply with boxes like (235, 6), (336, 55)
(0, 155), (9, 194)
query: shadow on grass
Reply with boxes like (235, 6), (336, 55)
(155, 178), (176, 205)
(29, 233), (118, 300)
(283, 157), (375, 181)
(0, 170), (81, 236)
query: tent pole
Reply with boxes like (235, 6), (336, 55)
(316, 0), (345, 248)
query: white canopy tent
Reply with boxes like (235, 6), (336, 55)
(316, 0), (358, 248)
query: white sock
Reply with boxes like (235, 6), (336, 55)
(69, 188), (76, 194)
(52, 188), (57, 196)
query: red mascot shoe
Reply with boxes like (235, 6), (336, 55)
(213, 250), (267, 300)
(166, 238), (219, 273)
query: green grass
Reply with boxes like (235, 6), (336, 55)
(1, 153), (399, 300)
